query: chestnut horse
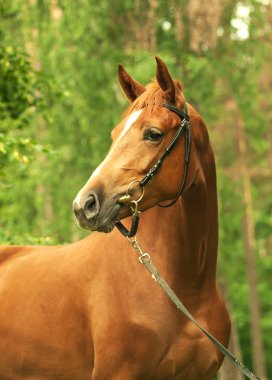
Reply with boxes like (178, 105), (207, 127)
(0, 57), (230, 379)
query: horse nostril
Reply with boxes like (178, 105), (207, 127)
(85, 195), (95, 208)
(83, 193), (100, 220)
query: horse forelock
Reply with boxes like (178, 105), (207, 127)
(122, 79), (183, 119)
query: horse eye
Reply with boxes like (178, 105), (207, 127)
(144, 129), (163, 142)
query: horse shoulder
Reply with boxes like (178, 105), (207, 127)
(0, 245), (35, 266)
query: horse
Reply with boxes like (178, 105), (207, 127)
(0, 56), (230, 379)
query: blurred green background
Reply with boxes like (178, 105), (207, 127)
(0, 0), (271, 378)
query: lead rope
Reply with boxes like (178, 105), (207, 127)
(126, 205), (261, 380)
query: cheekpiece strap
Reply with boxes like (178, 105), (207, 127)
(140, 102), (190, 188)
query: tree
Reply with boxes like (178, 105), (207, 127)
(0, 0), (271, 374)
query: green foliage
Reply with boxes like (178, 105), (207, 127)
(0, 0), (271, 374)
(0, 43), (55, 176)
(0, 7), (60, 242)
(0, 46), (35, 119)
(0, 45), (36, 172)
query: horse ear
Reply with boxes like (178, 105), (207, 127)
(118, 64), (145, 102)
(155, 56), (175, 104)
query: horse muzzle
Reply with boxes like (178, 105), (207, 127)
(73, 190), (122, 233)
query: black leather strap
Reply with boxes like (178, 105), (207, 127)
(140, 102), (190, 189)
(162, 102), (190, 121)
(115, 214), (139, 238)
(140, 122), (187, 187)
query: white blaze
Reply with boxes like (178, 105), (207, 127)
(74, 109), (142, 206)
(89, 109), (142, 180)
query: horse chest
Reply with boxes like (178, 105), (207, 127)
(88, 276), (220, 380)
(89, 315), (219, 380)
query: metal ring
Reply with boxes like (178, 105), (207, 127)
(126, 180), (145, 203)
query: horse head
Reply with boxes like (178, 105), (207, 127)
(73, 57), (196, 233)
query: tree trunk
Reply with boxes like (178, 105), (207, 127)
(28, 0), (55, 235)
(127, 0), (158, 51)
(187, 0), (223, 53)
(258, 3), (272, 259)
(173, 1), (184, 44)
(225, 100), (267, 380)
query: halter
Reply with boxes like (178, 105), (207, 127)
(115, 101), (191, 238)
(114, 103), (261, 380)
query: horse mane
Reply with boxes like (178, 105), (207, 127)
(122, 79), (183, 118)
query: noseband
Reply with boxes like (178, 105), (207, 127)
(116, 102), (191, 238)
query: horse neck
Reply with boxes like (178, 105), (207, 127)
(137, 145), (218, 296)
